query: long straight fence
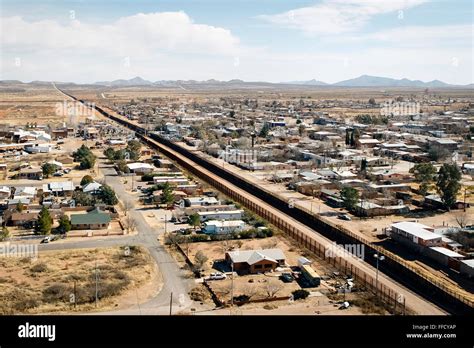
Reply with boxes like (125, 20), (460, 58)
(60, 90), (473, 314)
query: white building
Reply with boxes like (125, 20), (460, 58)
(203, 220), (245, 234)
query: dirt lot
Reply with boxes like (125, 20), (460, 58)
(172, 235), (389, 315)
(0, 246), (159, 314)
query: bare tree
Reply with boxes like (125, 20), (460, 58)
(265, 279), (283, 298)
(240, 284), (258, 300)
(123, 215), (137, 233)
(454, 212), (470, 228)
(194, 251), (208, 270)
(122, 200), (134, 216)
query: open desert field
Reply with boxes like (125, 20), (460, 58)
(0, 246), (159, 314)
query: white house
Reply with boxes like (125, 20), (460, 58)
(203, 220), (245, 234)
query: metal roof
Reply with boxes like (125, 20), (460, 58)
(71, 209), (111, 225)
(227, 248), (285, 265)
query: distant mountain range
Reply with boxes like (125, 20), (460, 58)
(2, 75), (472, 88)
(91, 75), (471, 88)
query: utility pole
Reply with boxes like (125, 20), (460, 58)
(230, 262), (234, 309)
(73, 281), (77, 309)
(95, 261), (99, 308)
(169, 292), (173, 315)
(374, 253), (384, 296)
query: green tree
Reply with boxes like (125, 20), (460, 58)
(115, 159), (128, 173)
(42, 163), (57, 178)
(428, 147), (450, 161)
(259, 123), (270, 138)
(36, 206), (52, 235)
(410, 163), (437, 196)
(436, 163), (462, 210)
(188, 213), (201, 230)
(127, 140), (141, 154)
(340, 186), (359, 211)
(80, 175), (94, 186)
(74, 145), (96, 169)
(16, 202), (25, 213)
(72, 191), (96, 206)
(80, 154), (96, 169)
(104, 147), (116, 161)
(57, 215), (71, 234)
(0, 227), (10, 241)
(160, 182), (175, 208)
(98, 185), (119, 205)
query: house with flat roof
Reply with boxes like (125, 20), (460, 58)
(203, 220), (245, 234)
(18, 168), (43, 180)
(225, 248), (286, 274)
(389, 221), (442, 249)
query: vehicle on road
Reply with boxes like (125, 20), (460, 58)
(41, 236), (51, 244)
(53, 172), (64, 177)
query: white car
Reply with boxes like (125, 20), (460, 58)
(208, 272), (227, 280)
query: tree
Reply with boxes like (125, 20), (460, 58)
(0, 227), (10, 241)
(73, 145), (96, 169)
(188, 213), (201, 230)
(122, 200), (133, 216)
(340, 186), (359, 211)
(265, 279), (283, 298)
(194, 251), (208, 270)
(80, 154), (96, 169)
(42, 163), (57, 178)
(72, 191), (96, 206)
(115, 159), (128, 173)
(80, 175), (94, 186)
(368, 98), (376, 105)
(259, 123), (270, 138)
(127, 140), (141, 154)
(36, 206), (52, 235)
(454, 212), (470, 228)
(160, 182), (175, 208)
(16, 202), (25, 213)
(428, 147), (450, 161)
(57, 215), (71, 234)
(98, 185), (119, 205)
(436, 163), (462, 210)
(410, 163), (437, 196)
(123, 215), (137, 233)
(104, 147), (116, 161)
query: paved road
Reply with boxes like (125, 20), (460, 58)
(97, 164), (195, 314)
(52, 84), (196, 314)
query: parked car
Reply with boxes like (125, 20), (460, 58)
(53, 172), (64, 177)
(63, 168), (71, 174)
(41, 236), (51, 244)
(280, 273), (295, 283)
(338, 214), (352, 221)
(208, 272), (227, 280)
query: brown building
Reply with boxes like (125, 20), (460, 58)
(225, 249), (286, 274)
(18, 168), (43, 180)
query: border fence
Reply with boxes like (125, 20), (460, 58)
(60, 89), (473, 314)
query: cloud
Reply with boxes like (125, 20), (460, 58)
(257, 0), (428, 35)
(1, 12), (241, 57)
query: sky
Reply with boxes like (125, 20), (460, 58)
(0, 0), (472, 84)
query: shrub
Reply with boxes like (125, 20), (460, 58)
(292, 289), (310, 300)
(187, 234), (209, 243)
(30, 262), (48, 273)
